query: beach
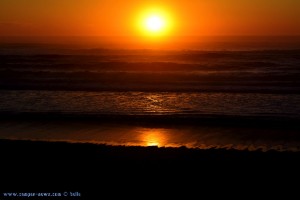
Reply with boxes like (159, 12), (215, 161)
(1, 139), (300, 196)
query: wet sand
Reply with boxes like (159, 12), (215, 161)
(0, 117), (299, 151)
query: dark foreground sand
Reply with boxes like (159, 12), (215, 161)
(1, 139), (300, 197)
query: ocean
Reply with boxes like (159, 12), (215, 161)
(0, 36), (299, 151)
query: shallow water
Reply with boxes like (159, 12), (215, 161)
(0, 121), (299, 151)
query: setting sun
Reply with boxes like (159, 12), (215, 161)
(145, 15), (165, 32)
(136, 7), (173, 37)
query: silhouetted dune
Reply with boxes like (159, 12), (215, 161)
(1, 139), (300, 194)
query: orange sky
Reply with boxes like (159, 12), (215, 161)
(1, 0), (300, 37)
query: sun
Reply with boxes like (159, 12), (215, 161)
(145, 15), (165, 32)
(136, 8), (172, 37)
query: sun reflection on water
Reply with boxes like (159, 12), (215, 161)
(139, 128), (168, 147)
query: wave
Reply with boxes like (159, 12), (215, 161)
(0, 49), (299, 93)
(0, 91), (299, 121)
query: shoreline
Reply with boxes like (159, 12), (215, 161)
(2, 138), (300, 161)
(0, 117), (299, 151)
